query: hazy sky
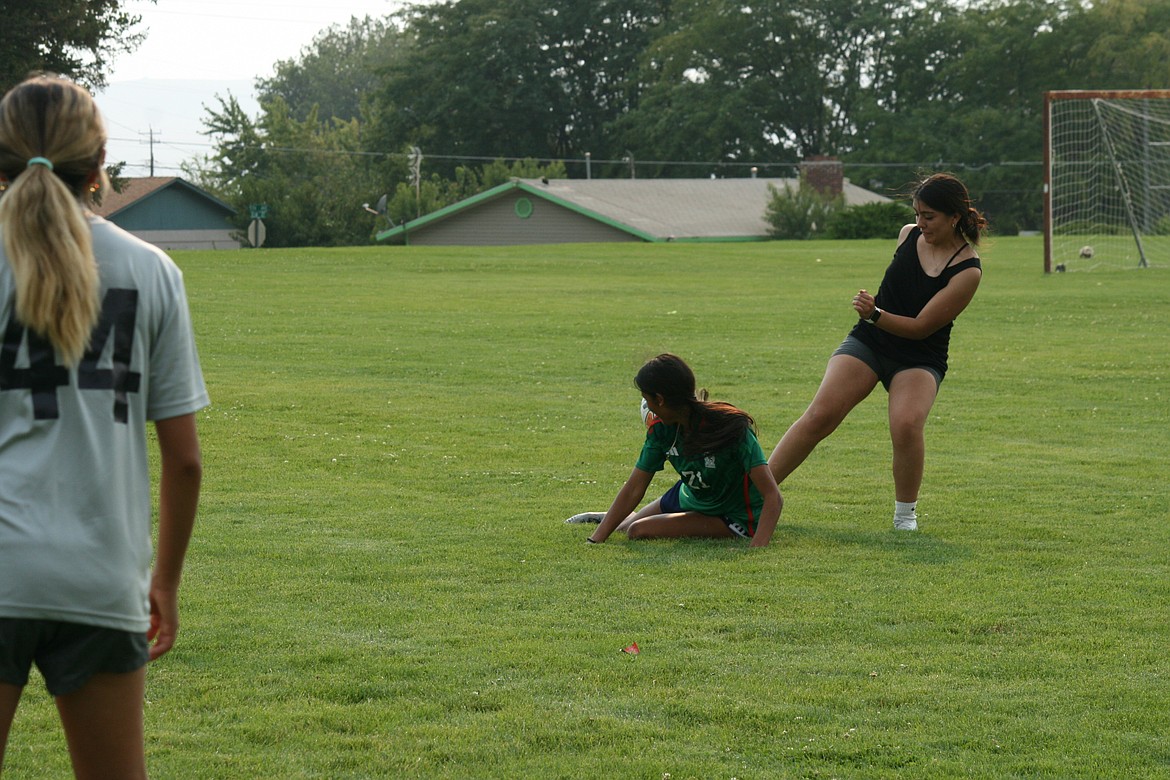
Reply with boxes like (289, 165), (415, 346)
(97, 0), (410, 176)
(109, 0), (406, 82)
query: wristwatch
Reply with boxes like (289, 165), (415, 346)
(865, 308), (882, 324)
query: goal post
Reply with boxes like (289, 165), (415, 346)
(1044, 89), (1170, 272)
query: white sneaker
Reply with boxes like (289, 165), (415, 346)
(565, 512), (605, 524)
(893, 516), (918, 531)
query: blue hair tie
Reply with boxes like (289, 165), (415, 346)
(26, 157), (54, 171)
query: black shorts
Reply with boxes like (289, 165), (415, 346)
(0, 618), (149, 696)
(834, 335), (943, 391)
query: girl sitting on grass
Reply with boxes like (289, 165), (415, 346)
(566, 353), (781, 547)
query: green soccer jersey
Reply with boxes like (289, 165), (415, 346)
(634, 420), (768, 529)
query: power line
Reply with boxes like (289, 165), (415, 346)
(106, 135), (1046, 170)
(104, 134), (1044, 179)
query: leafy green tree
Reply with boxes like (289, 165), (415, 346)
(192, 88), (569, 245)
(385, 170), (466, 226)
(195, 94), (266, 185)
(370, 0), (668, 178)
(845, 0), (1170, 232)
(845, 0), (1081, 231)
(764, 179), (843, 240)
(191, 16), (414, 246)
(371, 0), (560, 176)
(613, 0), (914, 174)
(0, 0), (150, 89)
(478, 157), (567, 188)
(193, 95), (401, 247)
(257, 16), (410, 124)
(607, 3), (768, 177)
(825, 201), (914, 240)
(1079, 0), (1170, 88)
(99, 160), (130, 202)
(541, 0), (669, 167)
(188, 0), (1170, 242)
(384, 156), (567, 226)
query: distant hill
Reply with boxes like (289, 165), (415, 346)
(97, 79), (258, 177)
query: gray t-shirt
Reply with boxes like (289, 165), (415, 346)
(0, 216), (209, 632)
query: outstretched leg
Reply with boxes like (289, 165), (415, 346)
(615, 496), (665, 534)
(625, 511), (735, 540)
(769, 354), (879, 484)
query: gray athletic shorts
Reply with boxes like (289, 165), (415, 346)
(0, 618), (149, 696)
(833, 335), (943, 391)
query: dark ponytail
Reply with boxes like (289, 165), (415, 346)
(912, 172), (988, 246)
(635, 353), (755, 456)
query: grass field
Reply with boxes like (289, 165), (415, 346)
(5, 237), (1169, 778)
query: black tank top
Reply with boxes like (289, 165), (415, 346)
(850, 227), (981, 378)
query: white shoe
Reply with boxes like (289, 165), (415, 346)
(893, 516), (918, 531)
(565, 512), (605, 524)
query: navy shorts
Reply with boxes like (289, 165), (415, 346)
(834, 335), (943, 391)
(0, 618), (149, 696)
(658, 481), (753, 538)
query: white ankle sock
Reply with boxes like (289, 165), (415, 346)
(895, 500), (917, 521)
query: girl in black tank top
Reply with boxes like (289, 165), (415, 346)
(850, 225), (982, 378)
(767, 173), (987, 533)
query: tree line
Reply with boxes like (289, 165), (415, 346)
(0, 0), (146, 91)
(4, 0), (1169, 247)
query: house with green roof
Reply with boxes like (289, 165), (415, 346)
(375, 171), (890, 247)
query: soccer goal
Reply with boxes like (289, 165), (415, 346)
(1044, 90), (1170, 272)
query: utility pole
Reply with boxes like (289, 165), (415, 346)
(140, 127), (159, 176)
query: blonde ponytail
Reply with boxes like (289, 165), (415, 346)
(0, 75), (106, 366)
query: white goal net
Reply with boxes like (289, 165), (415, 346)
(1045, 90), (1170, 271)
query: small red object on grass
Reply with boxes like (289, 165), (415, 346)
(621, 642), (640, 655)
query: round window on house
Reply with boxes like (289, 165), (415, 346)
(514, 197), (534, 219)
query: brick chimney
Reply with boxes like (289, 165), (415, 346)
(800, 156), (843, 198)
